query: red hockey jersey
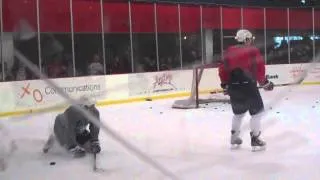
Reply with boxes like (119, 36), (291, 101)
(218, 45), (266, 85)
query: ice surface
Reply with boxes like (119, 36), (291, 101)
(1, 85), (320, 180)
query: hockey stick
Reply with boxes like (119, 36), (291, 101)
(93, 153), (97, 171)
(92, 153), (111, 173)
(208, 76), (306, 95)
(208, 83), (299, 96)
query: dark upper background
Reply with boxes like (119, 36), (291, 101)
(1, 0), (319, 82)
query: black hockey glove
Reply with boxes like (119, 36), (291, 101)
(90, 140), (101, 154)
(220, 83), (228, 95)
(69, 145), (86, 158)
(261, 80), (274, 91)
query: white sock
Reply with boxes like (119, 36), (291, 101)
(250, 112), (263, 136)
(232, 113), (246, 132)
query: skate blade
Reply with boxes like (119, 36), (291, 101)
(251, 145), (266, 152)
(230, 144), (241, 150)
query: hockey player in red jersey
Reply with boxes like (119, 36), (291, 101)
(218, 29), (274, 151)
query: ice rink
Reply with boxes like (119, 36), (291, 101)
(1, 85), (320, 180)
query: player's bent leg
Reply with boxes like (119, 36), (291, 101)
(230, 101), (247, 149)
(44, 114), (72, 155)
(230, 113), (246, 149)
(228, 84), (249, 149)
(249, 94), (266, 152)
(42, 133), (56, 153)
(228, 82), (250, 115)
(43, 114), (64, 154)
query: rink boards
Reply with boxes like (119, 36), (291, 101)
(0, 63), (319, 117)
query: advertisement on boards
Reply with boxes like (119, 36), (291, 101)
(128, 70), (192, 97)
(289, 64), (305, 81)
(265, 64), (295, 85)
(305, 63), (320, 82)
(12, 76), (107, 110)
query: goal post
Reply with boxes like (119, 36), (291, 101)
(172, 64), (230, 109)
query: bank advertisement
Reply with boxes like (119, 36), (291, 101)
(265, 64), (293, 85)
(265, 63), (320, 85)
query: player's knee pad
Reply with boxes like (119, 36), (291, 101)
(249, 106), (264, 116)
(249, 95), (264, 115)
(233, 113), (246, 119)
(231, 101), (248, 115)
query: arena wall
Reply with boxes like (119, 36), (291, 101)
(0, 63), (319, 117)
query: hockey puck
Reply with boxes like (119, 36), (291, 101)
(145, 98), (152, 101)
(160, 112), (163, 114)
(149, 107), (152, 109)
(276, 112), (280, 114)
(50, 162), (56, 165)
(312, 106), (315, 108)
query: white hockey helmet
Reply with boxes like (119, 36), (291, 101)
(79, 95), (96, 107)
(235, 29), (255, 43)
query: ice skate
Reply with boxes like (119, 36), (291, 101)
(43, 134), (56, 153)
(230, 130), (242, 149)
(250, 131), (266, 152)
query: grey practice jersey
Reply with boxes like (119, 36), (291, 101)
(54, 105), (100, 149)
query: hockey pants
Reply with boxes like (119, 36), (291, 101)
(227, 82), (264, 115)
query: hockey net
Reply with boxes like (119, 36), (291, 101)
(172, 64), (230, 109)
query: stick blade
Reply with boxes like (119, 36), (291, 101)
(93, 153), (97, 171)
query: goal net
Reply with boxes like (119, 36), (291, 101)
(172, 65), (230, 109)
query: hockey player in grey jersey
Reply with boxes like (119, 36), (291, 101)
(43, 95), (101, 158)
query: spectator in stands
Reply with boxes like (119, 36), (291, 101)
(47, 54), (67, 78)
(87, 54), (104, 75)
(159, 57), (168, 70)
(11, 57), (34, 81)
(111, 56), (128, 74)
(0, 64), (3, 82)
(167, 57), (176, 69)
(142, 56), (156, 72)
(2, 62), (13, 81)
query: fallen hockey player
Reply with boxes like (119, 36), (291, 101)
(42, 95), (101, 157)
